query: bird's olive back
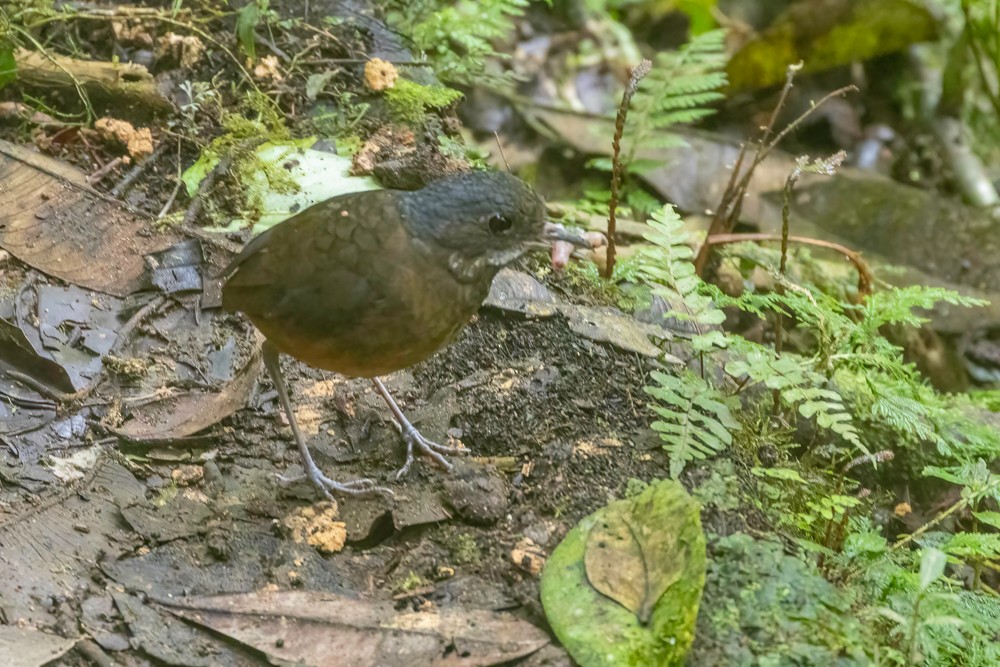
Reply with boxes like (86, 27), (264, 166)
(398, 172), (546, 257)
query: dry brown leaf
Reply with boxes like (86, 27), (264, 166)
(113, 344), (261, 442)
(0, 140), (181, 295)
(584, 492), (687, 624)
(162, 589), (548, 667)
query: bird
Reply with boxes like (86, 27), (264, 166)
(220, 170), (587, 499)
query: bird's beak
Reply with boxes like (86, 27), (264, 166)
(541, 221), (592, 247)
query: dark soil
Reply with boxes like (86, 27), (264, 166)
(0, 258), (672, 665)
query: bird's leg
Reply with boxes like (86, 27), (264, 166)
(262, 342), (392, 498)
(371, 377), (467, 480)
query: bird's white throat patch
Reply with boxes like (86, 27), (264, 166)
(447, 247), (525, 283)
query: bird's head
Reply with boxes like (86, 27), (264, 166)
(400, 171), (587, 282)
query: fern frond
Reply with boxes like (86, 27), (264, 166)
(391, 0), (527, 86)
(636, 204), (726, 335)
(726, 348), (865, 452)
(861, 286), (987, 333)
(944, 533), (1000, 561)
(624, 28), (727, 168)
(646, 370), (739, 478)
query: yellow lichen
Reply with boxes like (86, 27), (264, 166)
(281, 501), (347, 554)
(364, 58), (398, 91)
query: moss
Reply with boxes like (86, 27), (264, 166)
(397, 570), (425, 592)
(552, 259), (652, 313)
(383, 78), (462, 125)
(448, 532), (481, 565)
(689, 534), (873, 665)
(188, 90), (299, 225)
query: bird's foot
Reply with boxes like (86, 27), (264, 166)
(393, 423), (467, 481)
(262, 343), (393, 500)
(279, 459), (394, 499)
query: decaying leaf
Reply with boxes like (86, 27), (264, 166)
(183, 140), (380, 235)
(0, 626), (76, 667)
(112, 342), (262, 441)
(0, 140), (181, 296)
(162, 589), (549, 667)
(541, 480), (706, 667)
(584, 495), (685, 624)
(0, 459), (145, 625)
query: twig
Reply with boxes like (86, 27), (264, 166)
(606, 58), (652, 279)
(4, 370), (77, 404)
(182, 138), (265, 227)
(111, 141), (171, 197)
(0, 387), (56, 410)
(770, 168), (797, 412)
(158, 179), (184, 220)
(109, 296), (169, 357)
(493, 131), (511, 172)
(158, 138), (185, 219)
(704, 232), (873, 297)
(86, 156), (123, 186)
(694, 65), (802, 274)
(693, 61), (856, 273)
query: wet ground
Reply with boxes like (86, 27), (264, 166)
(0, 258), (677, 666)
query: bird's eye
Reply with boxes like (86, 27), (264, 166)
(488, 213), (513, 234)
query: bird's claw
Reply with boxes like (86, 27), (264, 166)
(393, 424), (467, 481)
(279, 466), (394, 499)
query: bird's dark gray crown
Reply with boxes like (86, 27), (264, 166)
(398, 171), (547, 258)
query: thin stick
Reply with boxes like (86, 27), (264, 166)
(692, 65), (856, 274)
(704, 232), (873, 296)
(111, 141), (171, 197)
(86, 157), (123, 186)
(493, 131), (511, 172)
(606, 59), (652, 279)
(157, 139), (185, 219)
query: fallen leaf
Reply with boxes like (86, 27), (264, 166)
(540, 480), (706, 666)
(162, 589), (549, 667)
(0, 626), (76, 667)
(558, 303), (679, 361)
(0, 140), (182, 296)
(113, 342), (261, 441)
(584, 492), (685, 623)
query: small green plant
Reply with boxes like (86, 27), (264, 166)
(448, 532), (482, 565)
(388, 0), (527, 87)
(590, 29), (727, 216)
(235, 0), (273, 60)
(397, 570), (426, 592)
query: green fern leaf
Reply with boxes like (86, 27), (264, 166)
(637, 205), (727, 335)
(646, 370), (739, 478)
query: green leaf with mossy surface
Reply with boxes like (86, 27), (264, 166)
(540, 480), (706, 667)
